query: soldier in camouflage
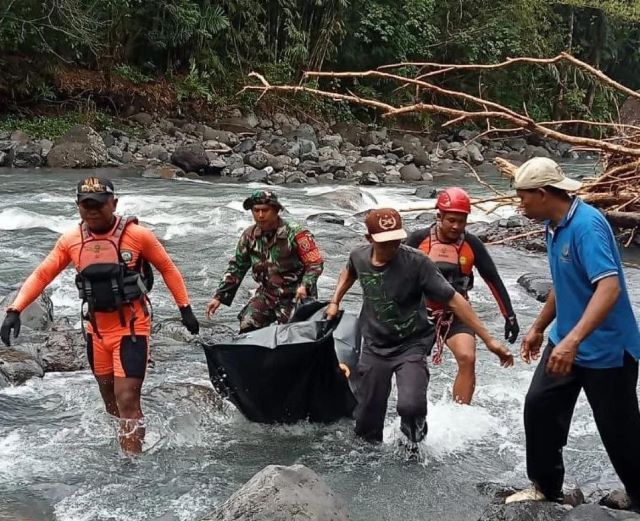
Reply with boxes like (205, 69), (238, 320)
(206, 190), (324, 332)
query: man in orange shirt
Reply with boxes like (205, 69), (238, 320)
(0, 177), (199, 455)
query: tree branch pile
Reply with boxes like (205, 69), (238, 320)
(243, 53), (640, 234)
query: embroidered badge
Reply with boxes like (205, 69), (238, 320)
(378, 215), (397, 230)
(296, 231), (322, 264)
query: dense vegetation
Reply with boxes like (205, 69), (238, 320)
(1, 0), (639, 126)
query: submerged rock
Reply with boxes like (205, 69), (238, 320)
(307, 213), (345, 225)
(518, 273), (553, 303)
(209, 464), (352, 521)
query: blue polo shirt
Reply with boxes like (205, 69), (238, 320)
(547, 198), (640, 368)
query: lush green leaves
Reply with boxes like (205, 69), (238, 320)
(0, 0), (638, 122)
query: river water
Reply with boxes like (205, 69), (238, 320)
(0, 163), (637, 521)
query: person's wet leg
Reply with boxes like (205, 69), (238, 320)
(95, 374), (119, 417)
(112, 335), (148, 455)
(447, 332), (476, 404)
(395, 353), (429, 443)
(114, 376), (144, 455)
(354, 351), (393, 442)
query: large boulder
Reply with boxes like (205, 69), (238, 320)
(245, 151), (270, 170)
(298, 139), (319, 161)
(267, 154), (292, 172)
(478, 501), (569, 521)
(234, 138), (257, 154)
(13, 142), (43, 168)
(320, 134), (343, 149)
(266, 137), (288, 156)
(566, 504), (640, 521)
(46, 125), (108, 168)
(139, 144), (169, 162)
(401, 136), (430, 167)
(0, 346), (44, 386)
(41, 328), (88, 372)
(171, 144), (208, 173)
(285, 123), (318, 146)
(200, 126), (238, 146)
(399, 163), (422, 182)
(353, 160), (386, 175)
(129, 112), (154, 125)
(518, 273), (553, 302)
(319, 188), (366, 211)
(359, 173), (380, 185)
(209, 464), (352, 521)
(331, 122), (365, 146)
(0, 290), (53, 331)
(466, 143), (485, 164)
(525, 145), (552, 159)
(363, 128), (387, 146)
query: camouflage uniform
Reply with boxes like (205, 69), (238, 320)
(214, 218), (324, 333)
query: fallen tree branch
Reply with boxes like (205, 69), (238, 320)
(460, 159), (507, 197)
(486, 229), (545, 245)
(378, 52), (640, 102)
(604, 211), (640, 229)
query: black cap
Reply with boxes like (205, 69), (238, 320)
(242, 189), (283, 211)
(76, 177), (115, 203)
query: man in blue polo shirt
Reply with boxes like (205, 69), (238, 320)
(506, 157), (640, 508)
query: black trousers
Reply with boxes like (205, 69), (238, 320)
(354, 349), (429, 443)
(525, 342), (640, 502)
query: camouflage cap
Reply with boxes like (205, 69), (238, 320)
(242, 189), (284, 211)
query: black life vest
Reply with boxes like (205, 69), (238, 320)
(419, 225), (475, 295)
(75, 216), (154, 338)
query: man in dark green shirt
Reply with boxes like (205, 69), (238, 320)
(206, 190), (324, 332)
(326, 208), (513, 447)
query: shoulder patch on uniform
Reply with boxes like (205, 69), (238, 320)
(295, 230), (322, 264)
(121, 250), (133, 263)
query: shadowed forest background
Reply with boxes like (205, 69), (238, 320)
(1, 0), (639, 133)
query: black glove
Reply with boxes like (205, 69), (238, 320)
(504, 315), (520, 344)
(180, 305), (200, 335)
(1, 310), (21, 347)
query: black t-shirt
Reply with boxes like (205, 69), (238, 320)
(347, 244), (456, 356)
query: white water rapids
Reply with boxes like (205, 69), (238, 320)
(0, 164), (638, 521)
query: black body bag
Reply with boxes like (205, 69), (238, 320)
(201, 301), (360, 424)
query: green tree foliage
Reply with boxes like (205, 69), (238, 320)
(0, 0), (638, 122)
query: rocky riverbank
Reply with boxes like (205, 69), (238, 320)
(203, 463), (640, 521)
(0, 111), (592, 186)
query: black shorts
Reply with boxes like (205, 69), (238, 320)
(443, 317), (474, 341)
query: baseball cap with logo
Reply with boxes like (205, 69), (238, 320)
(365, 208), (408, 242)
(76, 177), (116, 203)
(513, 157), (582, 192)
(242, 189), (284, 211)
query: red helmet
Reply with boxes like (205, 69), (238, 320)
(436, 187), (471, 215)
